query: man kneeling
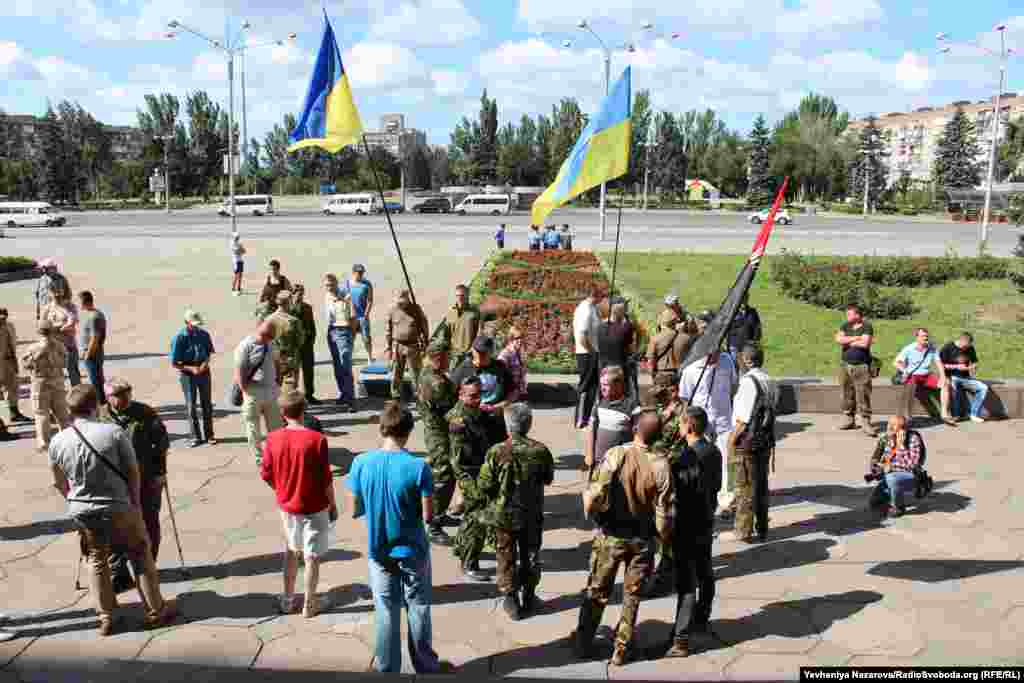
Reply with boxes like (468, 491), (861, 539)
(260, 390), (337, 617)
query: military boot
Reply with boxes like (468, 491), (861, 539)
(664, 637), (689, 658)
(501, 593), (522, 621)
(429, 524), (451, 546)
(461, 560), (489, 582)
(610, 643), (631, 667)
(520, 586), (540, 615)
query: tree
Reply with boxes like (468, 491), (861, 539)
(650, 111), (687, 201)
(473, 90), (498, 182)
(548, 98), (585, 179)
(771, 93), (849, 202)
(186, 91), (226, 199)
(448, 116), (479, 184)
(998, 115), (1024, 182)
(626, 89), (653, 194)
(747, 114), (773, 206)
(846, 116), (888, 211)
(534, 114), (554, 184)
(37, 105), (70, 202)
(933, 106), (983, 190)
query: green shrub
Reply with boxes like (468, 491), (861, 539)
(771, 252), (915, 319)
(0, 256), (37, 274)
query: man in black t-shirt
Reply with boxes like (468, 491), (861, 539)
(726, 295), (762, 374)
(938, 332), (988, 422)
(450, 336), (517, 444)
(834, 304), (877, 436)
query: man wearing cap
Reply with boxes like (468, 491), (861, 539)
(259, 259), (292, 306)
(386, 290), (429, 401)
(658, 294), (688, 334)
(573, 406), (675, 667)
(450, 336), (517, 446)
(170, 309), (216, 447)
(0, 308), (32, 426)
(418, 337), (458, 545)
(34, 258), (71, 322)
(442, 285), (479, 370)
(21, 319), (69, 451)
(292, 285), (319, 404)
(266, 291), (304, 393)
(343, 264), (375, 363)
(102, 379), (170, 594)
(647, 307), (698, 407)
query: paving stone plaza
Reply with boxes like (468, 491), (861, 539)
(0, 218), (1021, 681)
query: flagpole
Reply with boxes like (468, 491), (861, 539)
(609, 204), (623, 300)
(362, 134), (426, 346)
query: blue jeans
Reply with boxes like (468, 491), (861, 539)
(327, 327), (354, 402)
(179, 370), (214, 442)
(83, 354), (106, 404)
(368, 554), (440, 674)
(950, 377), (988, 417)
(65, 344), (81, 386)
(872, 471), (916, 510)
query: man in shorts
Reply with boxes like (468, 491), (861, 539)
(230, 230), (246, 295)
(260, 390), (337, 618)
(344, 264), (375, 363)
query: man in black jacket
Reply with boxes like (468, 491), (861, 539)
(664, 406), (722, 658)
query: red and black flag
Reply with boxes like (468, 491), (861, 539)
(680, 177), (789, 371)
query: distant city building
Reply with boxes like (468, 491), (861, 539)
(0, 113), (145, 162)
(362, 114), (426, 160)
(847, 95), (1024, 187)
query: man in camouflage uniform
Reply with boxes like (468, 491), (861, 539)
(657, 293), (691, 333)
(0, 308), (32, 425)
(418, 336), (458, 545)
(292, 284), (320, 404)
(477, 403), (554, 620)
(21, 319), (70, 451)
(448, 376), (494, 582)
(102, 379), (171, 594)
(646, 312), (697, 407)
(573, 407), (675, 667)
(440, 284), (480, 370)
(265, 291), (304, 393)
(34, 258), (71, 321)
(386, 289), (429, 401)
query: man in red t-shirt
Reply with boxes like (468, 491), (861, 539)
(260, 390), (338, 617)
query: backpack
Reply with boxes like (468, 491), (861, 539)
(906, 430), (933, 498)
(738, 375), (776, 459)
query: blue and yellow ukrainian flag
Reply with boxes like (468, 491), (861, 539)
(288, 13), (363, 153)
(531, 67), (631, 225)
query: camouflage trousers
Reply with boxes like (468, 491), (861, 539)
(390, 343), (423, 399)
(424, 433), (454, 519)
(733, 447), (770, 539)
(277, 363), (300, 394)
(31, 378), (69, 449)
(453, 508), (492, 566)
(493, 521), (542, 596)
(576, 533), (655, 652)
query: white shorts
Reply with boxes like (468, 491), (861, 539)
(280, 509), (331, 558)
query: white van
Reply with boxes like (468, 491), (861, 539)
(219, 194), (274, 217)
(322, 193), (379, 215)
(0, 202), (67, 227)
(453, 194), (511, 216)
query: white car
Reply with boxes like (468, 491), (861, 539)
(748, 208), (792, 225)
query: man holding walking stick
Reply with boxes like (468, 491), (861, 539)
(102, 379), (170, 594)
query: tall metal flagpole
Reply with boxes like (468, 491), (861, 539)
(609, 204), (623, 298)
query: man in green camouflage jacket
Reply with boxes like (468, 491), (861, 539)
(647, 391), (685, 597)
(265, 291), (304, 393)
(447, 376), (495, 581)
(418, 336), (458, 545)
(477, 403), (555, 620)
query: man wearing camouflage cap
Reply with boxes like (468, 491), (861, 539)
(266, 291), (304, 393)
(657, 294), (688, 334)
(386, 289), (429, 401)
(102, 379), (170, 594)
(34, 258), (71, 322)
(21, 318), (69, 451)
(417, 336), (458, 545)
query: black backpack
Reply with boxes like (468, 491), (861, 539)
(741, 375), (776, 455)
(907, 430), (933, 498)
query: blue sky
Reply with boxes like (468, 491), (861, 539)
(1, 1), (1022, 150)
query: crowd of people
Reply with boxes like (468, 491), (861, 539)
(0, 244), (988, 666)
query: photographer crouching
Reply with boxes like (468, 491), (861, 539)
(865, 415), (929, 519)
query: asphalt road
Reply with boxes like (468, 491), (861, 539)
(4, 207), (1020, 256)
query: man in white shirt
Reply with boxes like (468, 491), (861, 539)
(573, 284), (603, 429)
(678, 350), (738, 512)
(727, 345), (777, 542)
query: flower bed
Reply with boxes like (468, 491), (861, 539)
(474, 250), (608, 373)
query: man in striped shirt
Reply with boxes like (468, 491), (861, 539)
(583, 365), (637, 472)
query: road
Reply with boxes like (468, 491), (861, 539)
(4, 207), (1020, 256)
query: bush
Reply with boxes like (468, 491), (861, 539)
(771, 252), (915, 319)
(0, 256), (37, 274)
(851, 254), (1008, 288)
(1012, 235), (1024, 294)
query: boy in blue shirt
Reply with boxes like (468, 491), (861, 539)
(344, 264), (375, 363)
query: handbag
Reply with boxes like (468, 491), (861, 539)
(229, 345), (268, 407)
(891, 353), (929, 386)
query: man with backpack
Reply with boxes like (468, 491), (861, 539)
(726, 345), (777, 543)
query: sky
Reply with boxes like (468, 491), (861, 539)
(1, 1), (1022, 151)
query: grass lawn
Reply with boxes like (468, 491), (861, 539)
(606, 251), (1024, 379)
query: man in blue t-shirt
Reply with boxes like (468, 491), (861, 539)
(347, 402), (453, 675)
(542, 225), (561, 250)
(343, 264), (375, 363)
(170, 309), (216, 447)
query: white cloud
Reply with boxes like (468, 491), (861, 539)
(775, 0), (883, 36)
(432, 69), (470, 97)
(369, 0), (483, 47)
(0, 41), (43, 80)
(343, 42), (433, 91)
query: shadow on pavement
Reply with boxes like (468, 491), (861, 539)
(867, 559), (1024, 582)
(156, 404), (234, 421)
(714, 538), (839, 580)
(0, 517), (74, 540)
(161, 547), (361, 584)
(105, 352), (168, 363)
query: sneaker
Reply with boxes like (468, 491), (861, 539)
(0, 431), (17, 442)
(501, 593), (522, 621)
(303, 595), (319, 619)
(838, 418), (857, 430)
(97, 617), (114, 637)
(428, 526), (452, 546)
(942, 418), (958, 427)
(889, 506), (906, 518)
(461, 561), (490, 582)
(664, 637), (689, 658)
(610, 644), (630, 667)
(188, 440), (204, 448)
(278, 594), (299, 615)
(862, 423), (878, 437)
(0, 630), (16, 642)
(144, 601), (178, 630)
(970, 415), (986, 423)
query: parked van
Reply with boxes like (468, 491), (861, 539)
(219, 194), (274, 216)
(322, 193), (379, 215)
(453, 194), (511, 216)
(0, 202), (67, 227)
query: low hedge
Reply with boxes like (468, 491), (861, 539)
(0, 257), (37, 274)
(851, 254), (1009, 287)
(771, 252), (915, 319)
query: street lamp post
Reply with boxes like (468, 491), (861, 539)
(166, 20), (295, 234)
(937, 25), (1018, 253)
(862, 148), (871, 218)
(155, 134), (173, 214)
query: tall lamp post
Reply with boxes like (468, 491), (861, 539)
(166, 19), (295, 234)
(937, 25), (1018, 253)
(155, 133), (173, 214)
